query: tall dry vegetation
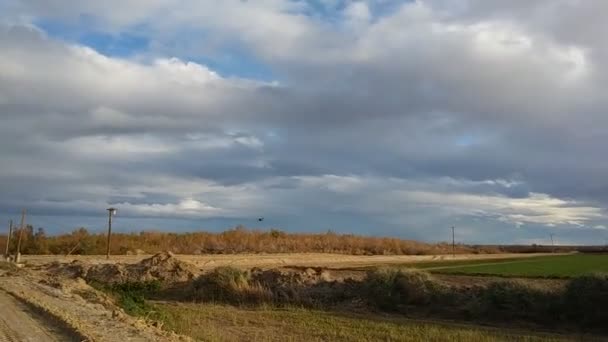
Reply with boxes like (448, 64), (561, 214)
(0, 225), (484, 255)
(184, 267), (608, 332)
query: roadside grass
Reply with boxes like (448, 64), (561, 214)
(89, 280), (162, 316)
(149, 302), (573, 342)
(430, 254), (608, 278)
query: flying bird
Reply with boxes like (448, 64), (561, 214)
(258, 217), (264, 222)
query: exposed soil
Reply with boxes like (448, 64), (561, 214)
(22, 252), (559, 270)
(0, 290), (79, 342)
(0, 268), (192, 341)
(47, 252), (201, 285)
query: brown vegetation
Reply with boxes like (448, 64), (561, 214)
(1, 225), (485, 256)
(186, 266), (608, 333)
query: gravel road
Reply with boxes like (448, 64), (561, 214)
(0, 290), (75, 342)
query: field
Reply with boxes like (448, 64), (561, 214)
(150, 302), (573, 342)
(424, 253), (608, 278)
(20, 251), (555, 269)
(4, 252), (608, 341)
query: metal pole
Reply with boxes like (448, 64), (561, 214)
(106, 209), (113, 259)
(4, 220), (12, 258)
(452, 226), (455, 258)
(16, 209), (25, 263)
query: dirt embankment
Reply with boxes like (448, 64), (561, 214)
(0, 255), (194, 341)
(0, 289), (82, 341)
(47, 251), (200, 285)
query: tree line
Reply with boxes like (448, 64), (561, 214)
(1, 225), (492, 256)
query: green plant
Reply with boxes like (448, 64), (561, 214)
(92, 280), (162, 316)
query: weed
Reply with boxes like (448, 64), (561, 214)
(92, 280), (162, 316)
(192, 267), (272, 304)
(563, 273), (608, 328)
(363, 268), (442, 311)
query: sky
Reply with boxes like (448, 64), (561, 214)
(1, 0), (607, 244)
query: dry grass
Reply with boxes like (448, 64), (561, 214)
(2, 226), (482, 256)
(149, 302), (576, 342)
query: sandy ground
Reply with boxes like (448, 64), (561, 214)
(0, 290), (74, 342)
(22, 252), (557, 270)
(0, 270), (191, 342)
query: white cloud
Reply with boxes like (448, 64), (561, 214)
(1, 1), (608, 243)
(389, 191), (604, 227)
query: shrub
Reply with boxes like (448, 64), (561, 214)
(474, 281), (559, 322)
(364, 268), (441, 311)
(192, 267), (271, 303)
(563, 273), (608, 329)
(92, 280), (162, 316)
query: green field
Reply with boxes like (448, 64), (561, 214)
(150, 302), (575, 342)
(427, 254), (608, 278)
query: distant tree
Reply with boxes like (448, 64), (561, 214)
(31, 227), (49, 254)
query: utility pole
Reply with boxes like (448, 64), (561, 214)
(16, 209), (26, 263)
(106, 208), (117, 260)
(4, 220), (12, 259)
(452, 226), (455, 258)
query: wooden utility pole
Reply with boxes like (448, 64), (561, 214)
(106, 208), (117, 260)
(452, 226), (455, 258)
(16, 209), (26, 263)
(4, 220), (12, 258)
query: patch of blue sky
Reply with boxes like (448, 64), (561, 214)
(299, 0), (349, 21)
(35, 18), (274, 82)
(188, 51), (277, 83)
(79, 30), (149, 57)
(35, 18), (149, 57)
(298, 0), (411, 23)
(367, 0), (411, 20)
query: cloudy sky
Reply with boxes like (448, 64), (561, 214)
(1, 0), (607, 244)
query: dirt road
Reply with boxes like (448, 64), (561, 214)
(0, 290), (74, 342)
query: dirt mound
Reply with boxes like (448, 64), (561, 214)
(47, 252), (200, 285)
(130, 252), (199, 283)
(47, 260), (90, 279)
(87, 252), (199, 285)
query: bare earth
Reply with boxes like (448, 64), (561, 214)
(22, 252), (556, 269)
(0, 252), (558, 341)
(0, 273), (191, 342)
(0, 290), (73, 342)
